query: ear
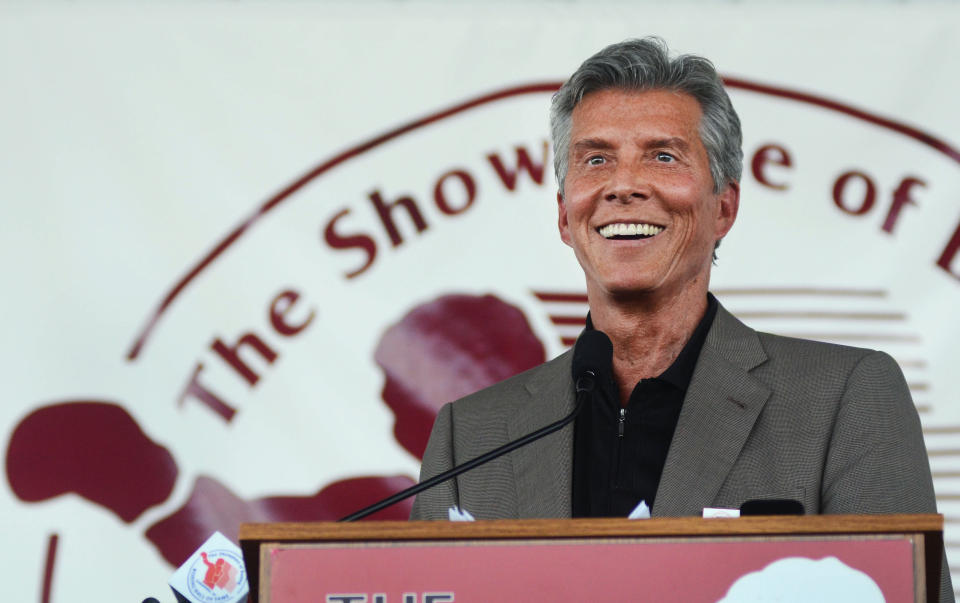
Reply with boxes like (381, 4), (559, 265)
(714, 180), (740, 241)
(557, 190), (573, 247)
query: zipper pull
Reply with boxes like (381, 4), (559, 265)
(618, 408), (626, 437)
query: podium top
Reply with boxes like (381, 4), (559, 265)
(239, 513), (943, 543)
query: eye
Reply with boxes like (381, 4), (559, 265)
(587, 155), (606, 166)
(656, 152), (675, 162)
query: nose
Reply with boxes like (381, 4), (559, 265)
(604, 162), (651, 203)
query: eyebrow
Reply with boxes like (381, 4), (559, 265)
(571, 136), (692, 154)
(571, 138), (615, 154)
(646, 137), (691, 151)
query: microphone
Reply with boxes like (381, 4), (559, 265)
(572, 329), (612, 392)
(339, 330), (612, 522)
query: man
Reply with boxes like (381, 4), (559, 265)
(410, 37), (950, 599)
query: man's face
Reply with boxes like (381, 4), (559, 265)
(558, 88), (739, 302)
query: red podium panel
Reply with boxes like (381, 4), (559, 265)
(240, 515), (943, 603)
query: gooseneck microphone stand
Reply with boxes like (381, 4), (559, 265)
(339, 370), (598, 522)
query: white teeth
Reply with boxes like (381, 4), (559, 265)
(599, 223), (664, 239)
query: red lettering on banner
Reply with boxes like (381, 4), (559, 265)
(937, 217), (960, 281)
(434, 170), (477, 215)
(321, 140), (550, 280)
(178, 288), (316, 421)
(826, 170), (959, 276)
(882, 177), (924, 234)
(211, 333), (278, 387)
(324, 209), (377, 279)
(369, 189), (429, 247)
(833, 171), (876, 215)
(177, 363), (238, 422)
(271, 289), (315, 336)
(750, 144), (793, 190)
(487, 142), (548, 191)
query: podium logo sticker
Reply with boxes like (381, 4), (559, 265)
(185, 548), (246, 602)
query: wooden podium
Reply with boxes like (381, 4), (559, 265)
(240, 514), (943, 602)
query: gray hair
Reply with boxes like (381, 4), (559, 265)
(550, 37), (743, 197)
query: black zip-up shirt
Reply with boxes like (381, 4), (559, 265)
(572, 294), (718, 517)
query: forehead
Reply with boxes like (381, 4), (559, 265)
(570, 88), (704, 141)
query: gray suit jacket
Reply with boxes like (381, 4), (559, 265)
(411, 303), (952, 599)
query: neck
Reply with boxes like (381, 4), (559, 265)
(588, 285), (708, 406)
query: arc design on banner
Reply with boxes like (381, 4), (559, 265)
(123, 78), (960, 362)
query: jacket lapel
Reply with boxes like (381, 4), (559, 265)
(506, 350), (575, 518)
(653, 305), (771, 516)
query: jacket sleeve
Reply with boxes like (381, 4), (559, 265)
(409, 402), (460, 520)
(822, 351), (934, 512)
(821, 350), (953, 602)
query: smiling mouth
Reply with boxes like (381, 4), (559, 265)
(597, 223), (665, 240)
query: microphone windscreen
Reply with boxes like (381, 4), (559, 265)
(571, 330), (613, 381)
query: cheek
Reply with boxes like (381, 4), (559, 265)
(566, 169), (605, 196)
(562, 195), (588, 224)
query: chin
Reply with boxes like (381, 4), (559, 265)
(598, 279), (660, 299)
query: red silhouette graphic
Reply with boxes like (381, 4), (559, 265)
(146, 474), (415, 565)
(5, 401), (177, 522)
(5, 294), (546, 568)
(200, 552), (238, 592)
(145, 294), (545, 564)
(375, 294), (546, 458)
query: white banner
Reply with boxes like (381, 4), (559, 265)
(2, 4), (959, 601)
